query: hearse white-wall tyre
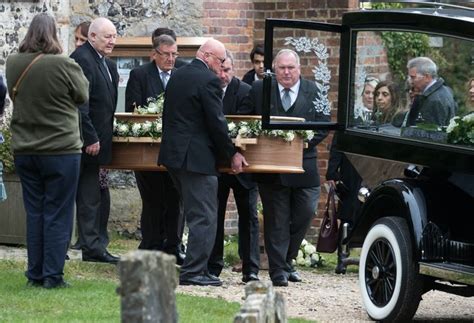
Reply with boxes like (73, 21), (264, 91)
(359, 216), (421, 322)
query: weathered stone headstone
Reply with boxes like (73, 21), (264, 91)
(234, 281), (287, 323)
(118, 250), (178, 323)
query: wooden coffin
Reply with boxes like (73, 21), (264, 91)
(105, 114), (305, 173)
(107, 137), (165, 171)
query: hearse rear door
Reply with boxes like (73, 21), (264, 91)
(262, 12), (474, 174)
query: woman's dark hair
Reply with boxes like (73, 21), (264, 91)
(19, 13), (62, 54)
(373, 81), (401, 124)
(76, 21), (91, 38)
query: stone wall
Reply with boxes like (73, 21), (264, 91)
(0, 0), (361, 243)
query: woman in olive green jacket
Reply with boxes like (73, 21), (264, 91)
(6, 13), (89, 289)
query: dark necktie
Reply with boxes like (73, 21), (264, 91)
(282, 88), (291, 111)
(101, 57), (112, 82)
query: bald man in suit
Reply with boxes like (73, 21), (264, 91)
(70, 17), (119, 264)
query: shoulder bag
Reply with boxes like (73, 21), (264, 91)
(316, 184), (339, 253)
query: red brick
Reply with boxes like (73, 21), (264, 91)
(254, 2), (276, 10)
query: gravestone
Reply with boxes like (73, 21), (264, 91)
(118, 250), (178, 323)
(234, 281), (287, 323)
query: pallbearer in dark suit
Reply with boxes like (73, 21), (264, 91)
(125, 34), (183, 263)
(245, 49), (330, 286)
(70, 17), (119, 264)
(159, 39), (248, 286)
(207, 51), (260, 283)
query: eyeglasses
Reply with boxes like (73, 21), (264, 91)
(207, 52), (226, 64)
(155, 49), (179, 58)
(408, 73), (424, 81)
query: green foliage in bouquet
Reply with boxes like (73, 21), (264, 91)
(293, 239), (324, 268)
(446, 113), (474, 146)
(227, 120), (316, 142)
(133, 93), (164, 115)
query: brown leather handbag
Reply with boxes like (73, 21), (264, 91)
(316, 185), (339, 253)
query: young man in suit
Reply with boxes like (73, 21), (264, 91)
(245, 49), (330, 286)
(125, 34), (183, 264)
(159, 39), (248, 286)
(242, 44), (265, 85)
(207, 51), (260, 283)
(70, 17), (119, 264)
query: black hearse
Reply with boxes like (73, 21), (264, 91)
(261, 1), (473, 321)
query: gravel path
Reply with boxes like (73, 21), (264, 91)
(1, 246), (472, 322)
(177, 268), (474, 322)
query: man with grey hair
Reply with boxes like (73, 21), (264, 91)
(125, 34), (183, 263)
(71, 17), (119, 264)
(243, 49), (330, 286)
(406, 56), (456, 126)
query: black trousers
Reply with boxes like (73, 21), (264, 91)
(208, 174), (259, 276)
(258, 183), (320, 279)
(135, 171), (181, 254)
(76, 162), (106, 257)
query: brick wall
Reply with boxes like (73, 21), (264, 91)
(0, 0), (362, 243)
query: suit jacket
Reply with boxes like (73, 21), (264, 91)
(407, 78), (456, 126)
(70, 41), (119, 165)
(242, 69), (257, 85)
(125, 61), (174, 111)
(245, 79), (330, 187)
(223, 77), (256, 189)
(158, 59), (235, 176)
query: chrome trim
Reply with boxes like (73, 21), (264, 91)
(358, 187), (370, 203)
(420, 262), (474, 285)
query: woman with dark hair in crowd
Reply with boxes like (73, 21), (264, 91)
(372, 81), (402, 125)
(6, 13), (89, 288)
(74, 21), (90, 48)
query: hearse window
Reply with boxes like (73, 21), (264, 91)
(261, 26), (340, 128)
(350, 30), (473, 150)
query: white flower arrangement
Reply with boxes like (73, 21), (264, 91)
(446, 113), (474, 146)
(114, 116), (316, 143)
(113, 118), (163, 138)
(293, 239), (324, 268)
(227, 120), (316, 142)
(133, 93), (164, 115)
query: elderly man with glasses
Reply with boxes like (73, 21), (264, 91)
(125, 34), (183, 264)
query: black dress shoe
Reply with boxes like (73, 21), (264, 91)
(206, 271), (220, 280)
(43, 278), (70, 289)
(335, 262), (347, 274)
(70, 242), (81, 250)
(83, 251), (119, 264)
(288, 271), (302, 283)
(271, 276), (288, 287)
(179, 274), (222, 286)
(242, 272), (259, 283)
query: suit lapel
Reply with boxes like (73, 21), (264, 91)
(292, 80), (313, 115)
(146, 62), (162, 96)
(223, 78), (238, 114)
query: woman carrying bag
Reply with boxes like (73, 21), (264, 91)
(6, 13), (89, 288)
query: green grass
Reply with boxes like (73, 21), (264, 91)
(0, 235), (316, 323)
